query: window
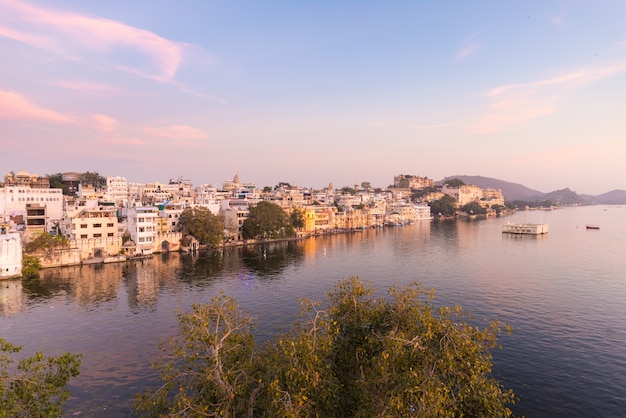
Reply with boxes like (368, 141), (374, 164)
(94, 223), (102, 228)
(81, 224), (87, 228)
(93, 233), (102, 238)
(107, 223), (114, 227)
(81, 234), (87, 239)
(107, 233), (114, 237)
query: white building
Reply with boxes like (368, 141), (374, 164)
(106, 176), (129, 207)
(127, 207), (158, 255)
(0, 186), (63, 232)
(0, 232), (22, 279)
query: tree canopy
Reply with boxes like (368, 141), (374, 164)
(290, 208), (305, 230)
(429, 195), (458, 217)
(444, 178), (466, 188)
(24, 232), (69, 255)
(136, 278), (516, 417)
(460, 201), (488, 215)
(241, 201), (295, 240)
(0, 338), (82, 417)
(178, 207), (225, 246)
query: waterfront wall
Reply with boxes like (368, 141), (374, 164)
(0, 233), (22, 279)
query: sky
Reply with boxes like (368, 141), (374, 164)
(2, 0), (626, 195)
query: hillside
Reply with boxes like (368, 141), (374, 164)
(593, 190), (626, 204)
(438, 175), (626, 205)
(438, 175), (545, 201)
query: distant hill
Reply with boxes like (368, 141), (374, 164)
(438, 175), (544, 201)
(593, 190), (626, 204)
(542, 188), (590, 206)
(438, 175), (626, 205)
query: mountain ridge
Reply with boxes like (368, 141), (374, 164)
(437, 175), (626, 204)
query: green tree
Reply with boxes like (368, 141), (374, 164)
(24, 232), (69, 254)
(47, 173), (69, 195)
(241, 201), (294, 240)
(491, 204), (506, 215)
(361, 181), (372, 190)
(80, 171), (107, 189)
(290, 208), (305, 230)
(21, 255), (41, 279)
(178, 207), (224, 246)
(136, 278), (516, 417)
(0, 338), (82, 417)
(460, 201), (487, 215)
(444, 178), (466, 188)
(429, 194), (458, 216)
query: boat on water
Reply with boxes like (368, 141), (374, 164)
(502, 222), (549, 235)
(586, 225), (600, 230)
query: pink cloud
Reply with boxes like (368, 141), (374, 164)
(144, 124), (208, 140)
(473, 63), (626, 134)
(0, 0), (185, 81)
(454, 34), (482, 62)
(0, 89), (73, 123)
(91, 113), (117, 132)
(411, 123), (453, 130)
(101, 136), (146, 146)
(52, 80), (128, 97)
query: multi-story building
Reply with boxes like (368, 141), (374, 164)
(481, 188), (505, 208)
(127, 207), (158, 255)
(64, 206), (118, 240)
(157, 201), (185, 233)
(221, 207), (248, 241)
(0, 185), (63, 233)
(3, 171), (50, 188)
(393, 174), (435, 190)
(106, 176), (129, 207)
(61, 172), (81, 196)
(442, 184), (483, 206)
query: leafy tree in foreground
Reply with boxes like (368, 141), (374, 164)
(178, 206), (225, 246)
(0, 338), (82, 418)
(241, 201), (294, 240)
(136, 278), (516, 417)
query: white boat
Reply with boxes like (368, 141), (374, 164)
(502, 222), (549, 235)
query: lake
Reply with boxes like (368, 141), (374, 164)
(1, 205), (625, 417)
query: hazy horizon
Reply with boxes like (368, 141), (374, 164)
(3, 1), (626, 195)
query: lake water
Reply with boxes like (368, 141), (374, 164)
(1, 205), (625, 417)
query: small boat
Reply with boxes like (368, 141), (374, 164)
(586, 225), (600, 230)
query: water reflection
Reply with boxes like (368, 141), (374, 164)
(1, 207), (625, 418)
(241, 241), (305, 277)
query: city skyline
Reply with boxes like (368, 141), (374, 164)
(2, 0), (626, 195)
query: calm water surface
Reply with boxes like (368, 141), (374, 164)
(1, 205), (625, 417)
